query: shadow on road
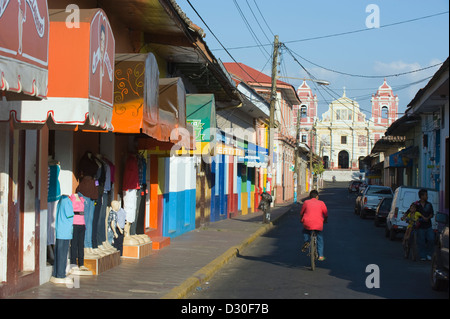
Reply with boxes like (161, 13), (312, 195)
(232, 181), (448, 299)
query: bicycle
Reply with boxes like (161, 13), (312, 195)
(403, 228), (418, 261)
(308, 230), (319, 271)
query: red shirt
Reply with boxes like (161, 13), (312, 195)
(300, 198), (328, 231)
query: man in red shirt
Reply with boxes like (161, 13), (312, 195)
(300, 190), (328, 261)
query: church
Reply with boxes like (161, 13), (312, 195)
(295, 79), (399, 170)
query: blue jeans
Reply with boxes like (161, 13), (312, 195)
(79, 193), (95, 248)
(417, 227), (435, 259)
(52, 239), (70, 278)
(303, 229), (324, 257)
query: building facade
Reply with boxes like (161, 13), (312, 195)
(312, 80), (398, 172)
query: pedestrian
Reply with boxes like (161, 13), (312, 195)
(259, 191), (273, 223)
(415, 189), (435, 261)
(300, 190), (328, 261)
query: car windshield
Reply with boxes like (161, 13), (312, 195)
(366, 187), (392, 195)
(381, 198), (393, 210)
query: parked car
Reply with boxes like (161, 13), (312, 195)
(357, 185), (393, 219)
(374, 197), (393, 227)
(385, 186), (439, 241)
(348, 180), (363, 193)
(431, 212), (449, 291)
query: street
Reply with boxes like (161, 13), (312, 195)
(187, 182), (449, 299)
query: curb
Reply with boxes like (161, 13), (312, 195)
(160, 205), (293, 299)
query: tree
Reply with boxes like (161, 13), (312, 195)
(313, 162), (325, 176)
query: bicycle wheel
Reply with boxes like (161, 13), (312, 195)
(310, 232), (317, 271)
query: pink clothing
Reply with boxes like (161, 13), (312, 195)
(70, 194), (85, 225)
(300, 198), (328, 231)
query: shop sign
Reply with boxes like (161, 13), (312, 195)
(389, 148), (413, 167)
(89, 9), (114, 107)
(216, 143), (244, 157)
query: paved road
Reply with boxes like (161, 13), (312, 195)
(188, 182), (449, 299)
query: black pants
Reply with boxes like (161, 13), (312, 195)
(113, 228), (124, 256)
(70, 225), (85, 266)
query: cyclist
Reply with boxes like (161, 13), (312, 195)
(300, 190), (328, 261)
(401, 201), (422, 244)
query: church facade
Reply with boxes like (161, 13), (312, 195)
(295, 79), (398, 171)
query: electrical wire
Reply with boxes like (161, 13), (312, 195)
(211, 11), (449, 51)
(287, 48), (444, 79)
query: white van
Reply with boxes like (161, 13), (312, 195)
(385, 186), (439, 240)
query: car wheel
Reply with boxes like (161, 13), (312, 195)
(431, 253), (447, 291)
(360, 209), (366, 219)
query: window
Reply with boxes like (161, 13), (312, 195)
(341, 136), (347, 144)
(301, 134), (307, 143)
(358, 135), (366, 147)
(300, 105), (307, 118)
(381, 106), (389, 119)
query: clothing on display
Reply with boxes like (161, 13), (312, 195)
(123, 153), (147, 236)
(123, 189), (137, 224)
(108, 201), (126, 256)
(70, 194), (85, 267)
(47, 162), (61, 262)
(48, 164), (61, 202)
(52, 195), (74, 279)
(76, 152), (115, 251)
(123, 154), (140, 191)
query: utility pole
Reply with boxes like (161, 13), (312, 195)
(267, 35), (279, 196)
(309, 126), (314, 190)
(294, 107), (300, 202)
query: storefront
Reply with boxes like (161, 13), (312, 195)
(12, 8), (118, 283)
(185, 94), (216, 226)
(0, 0), (49, 298)
(388, 146), (417, 189)
(112, 53), (194, 246)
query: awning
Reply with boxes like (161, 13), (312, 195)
(0, 0), (49, 100)
(112, 53), (190, 147)
(2, 9), (115, 130)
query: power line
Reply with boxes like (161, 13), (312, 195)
(287, 48), (444, 79)
(211, 11), (449, 51)
(233, 0), (270, 58)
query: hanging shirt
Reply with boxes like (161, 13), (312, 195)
(70, 194), (85, 225)
(123, 154), (140, 190)
(48, 164), (61, 202)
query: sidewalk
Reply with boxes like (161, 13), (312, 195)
(9, 199), (304, 299)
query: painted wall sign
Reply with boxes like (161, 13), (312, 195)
(0, 0), (49, 97)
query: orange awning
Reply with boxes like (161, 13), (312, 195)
(0, 0), (49, 100)
(112, 53), (191, 148)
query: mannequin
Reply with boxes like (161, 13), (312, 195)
(68, 193), (92, 276)
(50, 195), (74, 285)
(108, 200), (126, 255)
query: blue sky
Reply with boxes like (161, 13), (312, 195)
(177, 0), (449, 118)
